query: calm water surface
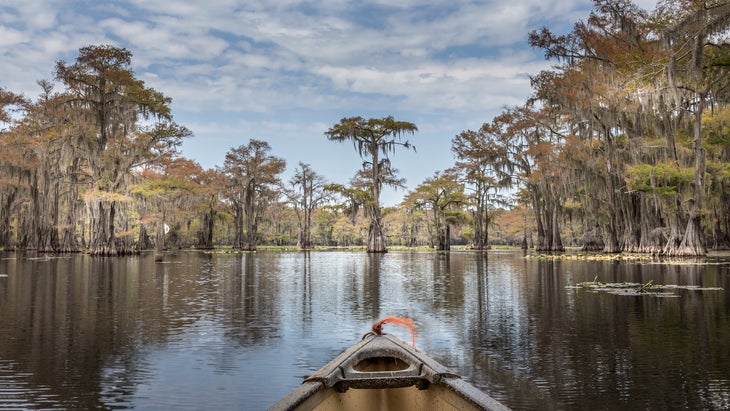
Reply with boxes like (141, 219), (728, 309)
(0, 250), (728, 410)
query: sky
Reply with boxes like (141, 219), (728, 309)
(1, 0), (657, 205)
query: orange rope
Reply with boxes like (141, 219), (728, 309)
(372, 317), (417, 347)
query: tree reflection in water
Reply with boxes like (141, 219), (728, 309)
(0, 250), (727, 410)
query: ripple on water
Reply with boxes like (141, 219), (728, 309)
(0, 359), (60, 409)
(706, 375), (730, 410)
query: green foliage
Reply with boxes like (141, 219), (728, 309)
(625, 163), (694, 196)
(325, 116), (417, 158)
(703, 105), (730, 155)
(707, 161), (730, 181)
(131, 176), (191, 197)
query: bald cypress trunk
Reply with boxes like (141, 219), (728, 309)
(367, 207), (387, 253)
(88, 200), (114, 255)
(532, 192), (548, 252)
(670, 100), (707, 256)
(0, 188), (16, 248)
(367, 148), (387, 253)
(59, 157), (81, 253)
(242, 181), (257, 251)
(197, 209), (216, 250)
(233, 202), (244, 249)
(550, 202), (564, 252)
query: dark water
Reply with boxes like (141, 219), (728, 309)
(0, 250), (728, 410)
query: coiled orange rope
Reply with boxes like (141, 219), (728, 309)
(372, 317), (417, 347)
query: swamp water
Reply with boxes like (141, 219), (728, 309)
(0, 250), (728, 410)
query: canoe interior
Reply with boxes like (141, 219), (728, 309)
(295, 384), (484, 411)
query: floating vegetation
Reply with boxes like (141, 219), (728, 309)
(25, 256), (73, 261)
(567, 278), (724, 297)
(531, 253), (655, 261)
(203, 245), (369, 254)
(529, 252), (729, 265)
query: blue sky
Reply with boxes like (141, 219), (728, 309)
(1, 0), (657, 205)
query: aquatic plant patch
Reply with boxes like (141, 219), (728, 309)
(566, 279), (724, 297)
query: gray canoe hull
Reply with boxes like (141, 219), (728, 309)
(270, 334), (509, 411)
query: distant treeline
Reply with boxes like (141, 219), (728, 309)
(1, 1), (729, 256)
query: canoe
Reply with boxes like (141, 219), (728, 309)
(269, 332), (509, 410)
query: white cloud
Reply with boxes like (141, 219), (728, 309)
(1, 0), (57, 30)
(0, 25), (24, 47)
